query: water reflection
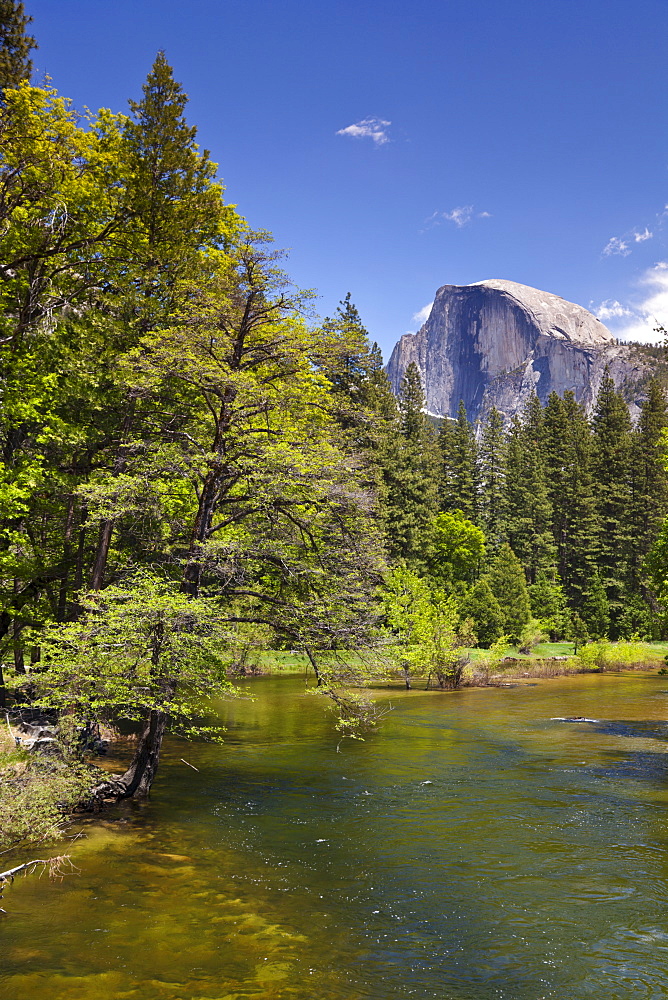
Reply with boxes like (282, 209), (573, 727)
(1, 672), (668, 999)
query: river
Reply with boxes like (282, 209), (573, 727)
(2, 671), (668, 999)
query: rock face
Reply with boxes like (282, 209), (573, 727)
(386, 279), (651, 423)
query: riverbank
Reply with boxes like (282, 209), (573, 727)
(3, 669), (668, 1000)
(0, 721), (103, 851)
(2, 639), (666, 851)
(258, 639), (668, 684)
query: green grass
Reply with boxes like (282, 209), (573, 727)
(644, 641), (668, 654)
(255, 640), (668, 682)
(257, 650), (383, 675)
(532, 641), (575, 657)
(462, 642), (575, 661)
(258, 651), (312, 673)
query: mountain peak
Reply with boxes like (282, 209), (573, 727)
(465, 279), (614, 347)
(386, 280), (648, 423)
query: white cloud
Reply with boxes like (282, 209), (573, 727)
(603, 236), (631, 257)
(595, 299), (634, 322)
(422, 205), (490, 231)
(412, 302), (433, 326)
(602, 216), (658, 258)
(336, 117), (391, 145)
(444, 205), (474, 227)
(596, 262), (668, 342)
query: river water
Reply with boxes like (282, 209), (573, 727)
(2, 672), (668, 999)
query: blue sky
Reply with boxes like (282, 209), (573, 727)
(27, 0), (668, 358)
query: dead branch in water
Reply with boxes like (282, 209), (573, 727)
(0, 855), (76, 913)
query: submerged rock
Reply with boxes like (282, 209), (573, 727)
(551, 716), (599, 723)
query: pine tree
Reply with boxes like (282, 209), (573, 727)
(459, 578), (504, 647)
(440, 400), (478, 521)
(529, 570), (568, 639)
(383, 362), (439, 564)
(627, 380), (668, 591)
(486, 542), (531, 643)
(320, 294), (398, 444)
(503, 398), (555, 583)
(367, 341), (399, 423)
(317, 295), (400, 551)
(398, 361), (427, 439)
(437, 416), (455, 510)
(543, 391), (599, 606)
(591, 370), (633, 633)
(122, 51), (233, 329)
(0, 0), (36, 92)
(581, 568), (610, 640)
(321, 294), (371, 405)
(569, 612), (589, 654)
(523, 391), (545, 448)
(90, 52), (238, 590)
(478, 406), (506, 548)
(616, 595), (655, 640)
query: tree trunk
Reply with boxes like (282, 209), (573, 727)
(182, 469), (219, 598)
(94, 707), (170, 801)
(119, 708), (170, 798)
(12, 580), (25, 675)
(13, 628), (24, 675)
(90, 519), (114, 591)
(71, 517), (87, 618)
(57, 496), (77, 620)
(182, 390), (237, 599)
(305, 647), (323, 686)
(90, 406), (136, 591)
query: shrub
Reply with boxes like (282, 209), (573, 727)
(518, 618), (548, 655)
(0, 752), (96, 851)
(576, 640), (663, 672)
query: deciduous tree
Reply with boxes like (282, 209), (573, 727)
(422, 509), (485, 591)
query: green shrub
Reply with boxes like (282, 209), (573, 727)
(576, 640), (662, 672)
(0, 753), (96, 851)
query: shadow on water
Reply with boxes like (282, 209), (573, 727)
(589, 719), (668, 742)
(559, 718), (668, 784)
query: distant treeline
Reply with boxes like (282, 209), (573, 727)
(373, 359), (668, 644)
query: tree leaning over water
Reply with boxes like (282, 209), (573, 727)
(0, 52), (386, 796)
(0, 52), (235, 673)
(46, 237), (387, 795)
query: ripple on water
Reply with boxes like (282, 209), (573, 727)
(3, 673), (668, 1000)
